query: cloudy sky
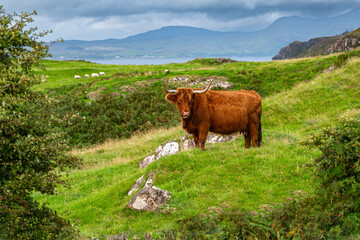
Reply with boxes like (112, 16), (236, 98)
(2, 0), (360, 41)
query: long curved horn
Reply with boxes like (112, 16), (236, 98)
(193, 79), (214, 94)
(162, 81), (177, 93)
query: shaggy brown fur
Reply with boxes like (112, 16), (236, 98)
(165, 87), (262, 150)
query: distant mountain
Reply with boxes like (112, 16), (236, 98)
(273, 28), (360, 60)
(49, 8), (360, 60)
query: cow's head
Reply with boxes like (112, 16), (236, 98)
(164, 80), (213, 119)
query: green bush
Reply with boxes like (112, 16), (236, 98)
(307, 118), (360, 233)
(0, 6), (80, 239)
(37, 82), (179, 147)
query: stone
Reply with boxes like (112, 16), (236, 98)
(107, 235), (127, 240)
(323, 65), (335, 73)
(158, 142), (179, 158)
(259, 204), (274, 212)
(86, 87), (106, 100)
(207, 206), (224, 214)
(293, 190), (308, 198)
(139, 133), (240, 168)
(167, 76), (233, 90)
(128, 177), (171, 211)
(128, 175), (145, 196)
(110, 92), (122, 98)
(139, 155), (156, 169)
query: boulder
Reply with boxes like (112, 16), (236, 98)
(128, 177), (171, 211)
(139, 132), (239, 168)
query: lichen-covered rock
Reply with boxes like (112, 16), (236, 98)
(128, 175), (145, 196)
(259, 204), (274, 212)
(293, 190), (308, 198)
(139, 133), (239, 168)
(158, 142), (179, 158)
(323, 65), (335, 73)
(167, 76), (233, 90)
(323, 37), (360, 54)
(128, 178), (171, 211)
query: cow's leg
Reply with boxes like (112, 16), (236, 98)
(244, 132), (251, 148)
(198, 125), (209, 151)
(192, 132), (200, 148)
(249, 114), (259, 148)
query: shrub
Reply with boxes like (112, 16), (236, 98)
(0, 6), (80, 239)
(37, 82), (179, 147)
(307, 118), (360, 233)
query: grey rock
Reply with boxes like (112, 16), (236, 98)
(139, 154), (156, 169)
(128, 177), (171, 211)
(107, 235), (127, 240)
(139, 132), (239, 168)
(293, 190), (308, 198)
(167, 76), (233, 90)
(128, 175), (145, 196)
(323, 65), (335, 73)
(259, 204), (274, 212)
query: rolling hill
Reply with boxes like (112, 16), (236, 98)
(34, 50), (360, 238)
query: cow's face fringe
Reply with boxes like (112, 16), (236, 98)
(165, 88), (194, 119)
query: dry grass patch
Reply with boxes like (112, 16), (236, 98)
(72, 126), (183, 170)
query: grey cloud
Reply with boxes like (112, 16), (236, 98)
(2, 0), (360, 41)
(4, 0), (360, 19)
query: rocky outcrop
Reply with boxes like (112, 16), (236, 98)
(273, 28), (360, 60)
(128, 177), (171, 211)
(167, 76), (234, 90)
(139, 133), (240, 169)
(323, 37), (360, 54)
(128, 132), (240, 211)
(272, 37), (329, 60)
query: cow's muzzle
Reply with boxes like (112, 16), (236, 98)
(181, 112), (191, 119)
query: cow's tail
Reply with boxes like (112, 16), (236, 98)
(257, 114), (262, 147)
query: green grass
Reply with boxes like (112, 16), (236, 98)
(36, 54), (342, 98)
(34, 55), (360, 238)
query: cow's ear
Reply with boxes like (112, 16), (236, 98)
(165, 94), (177, 103)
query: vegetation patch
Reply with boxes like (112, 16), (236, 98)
(34, 56), (360, 238)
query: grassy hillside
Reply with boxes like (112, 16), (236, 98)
(32, 53), (360, 238)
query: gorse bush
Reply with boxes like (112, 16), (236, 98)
(37, 82), (179, 147)
(310, 118), (360, 205)
(305, 117), (360, 236)
(0, 6), (80, 239)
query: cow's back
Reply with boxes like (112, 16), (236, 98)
(199, 90), (261, 134)
(206, 90), (261, 112)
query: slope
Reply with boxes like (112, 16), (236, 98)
(34, 55), (360, 238)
